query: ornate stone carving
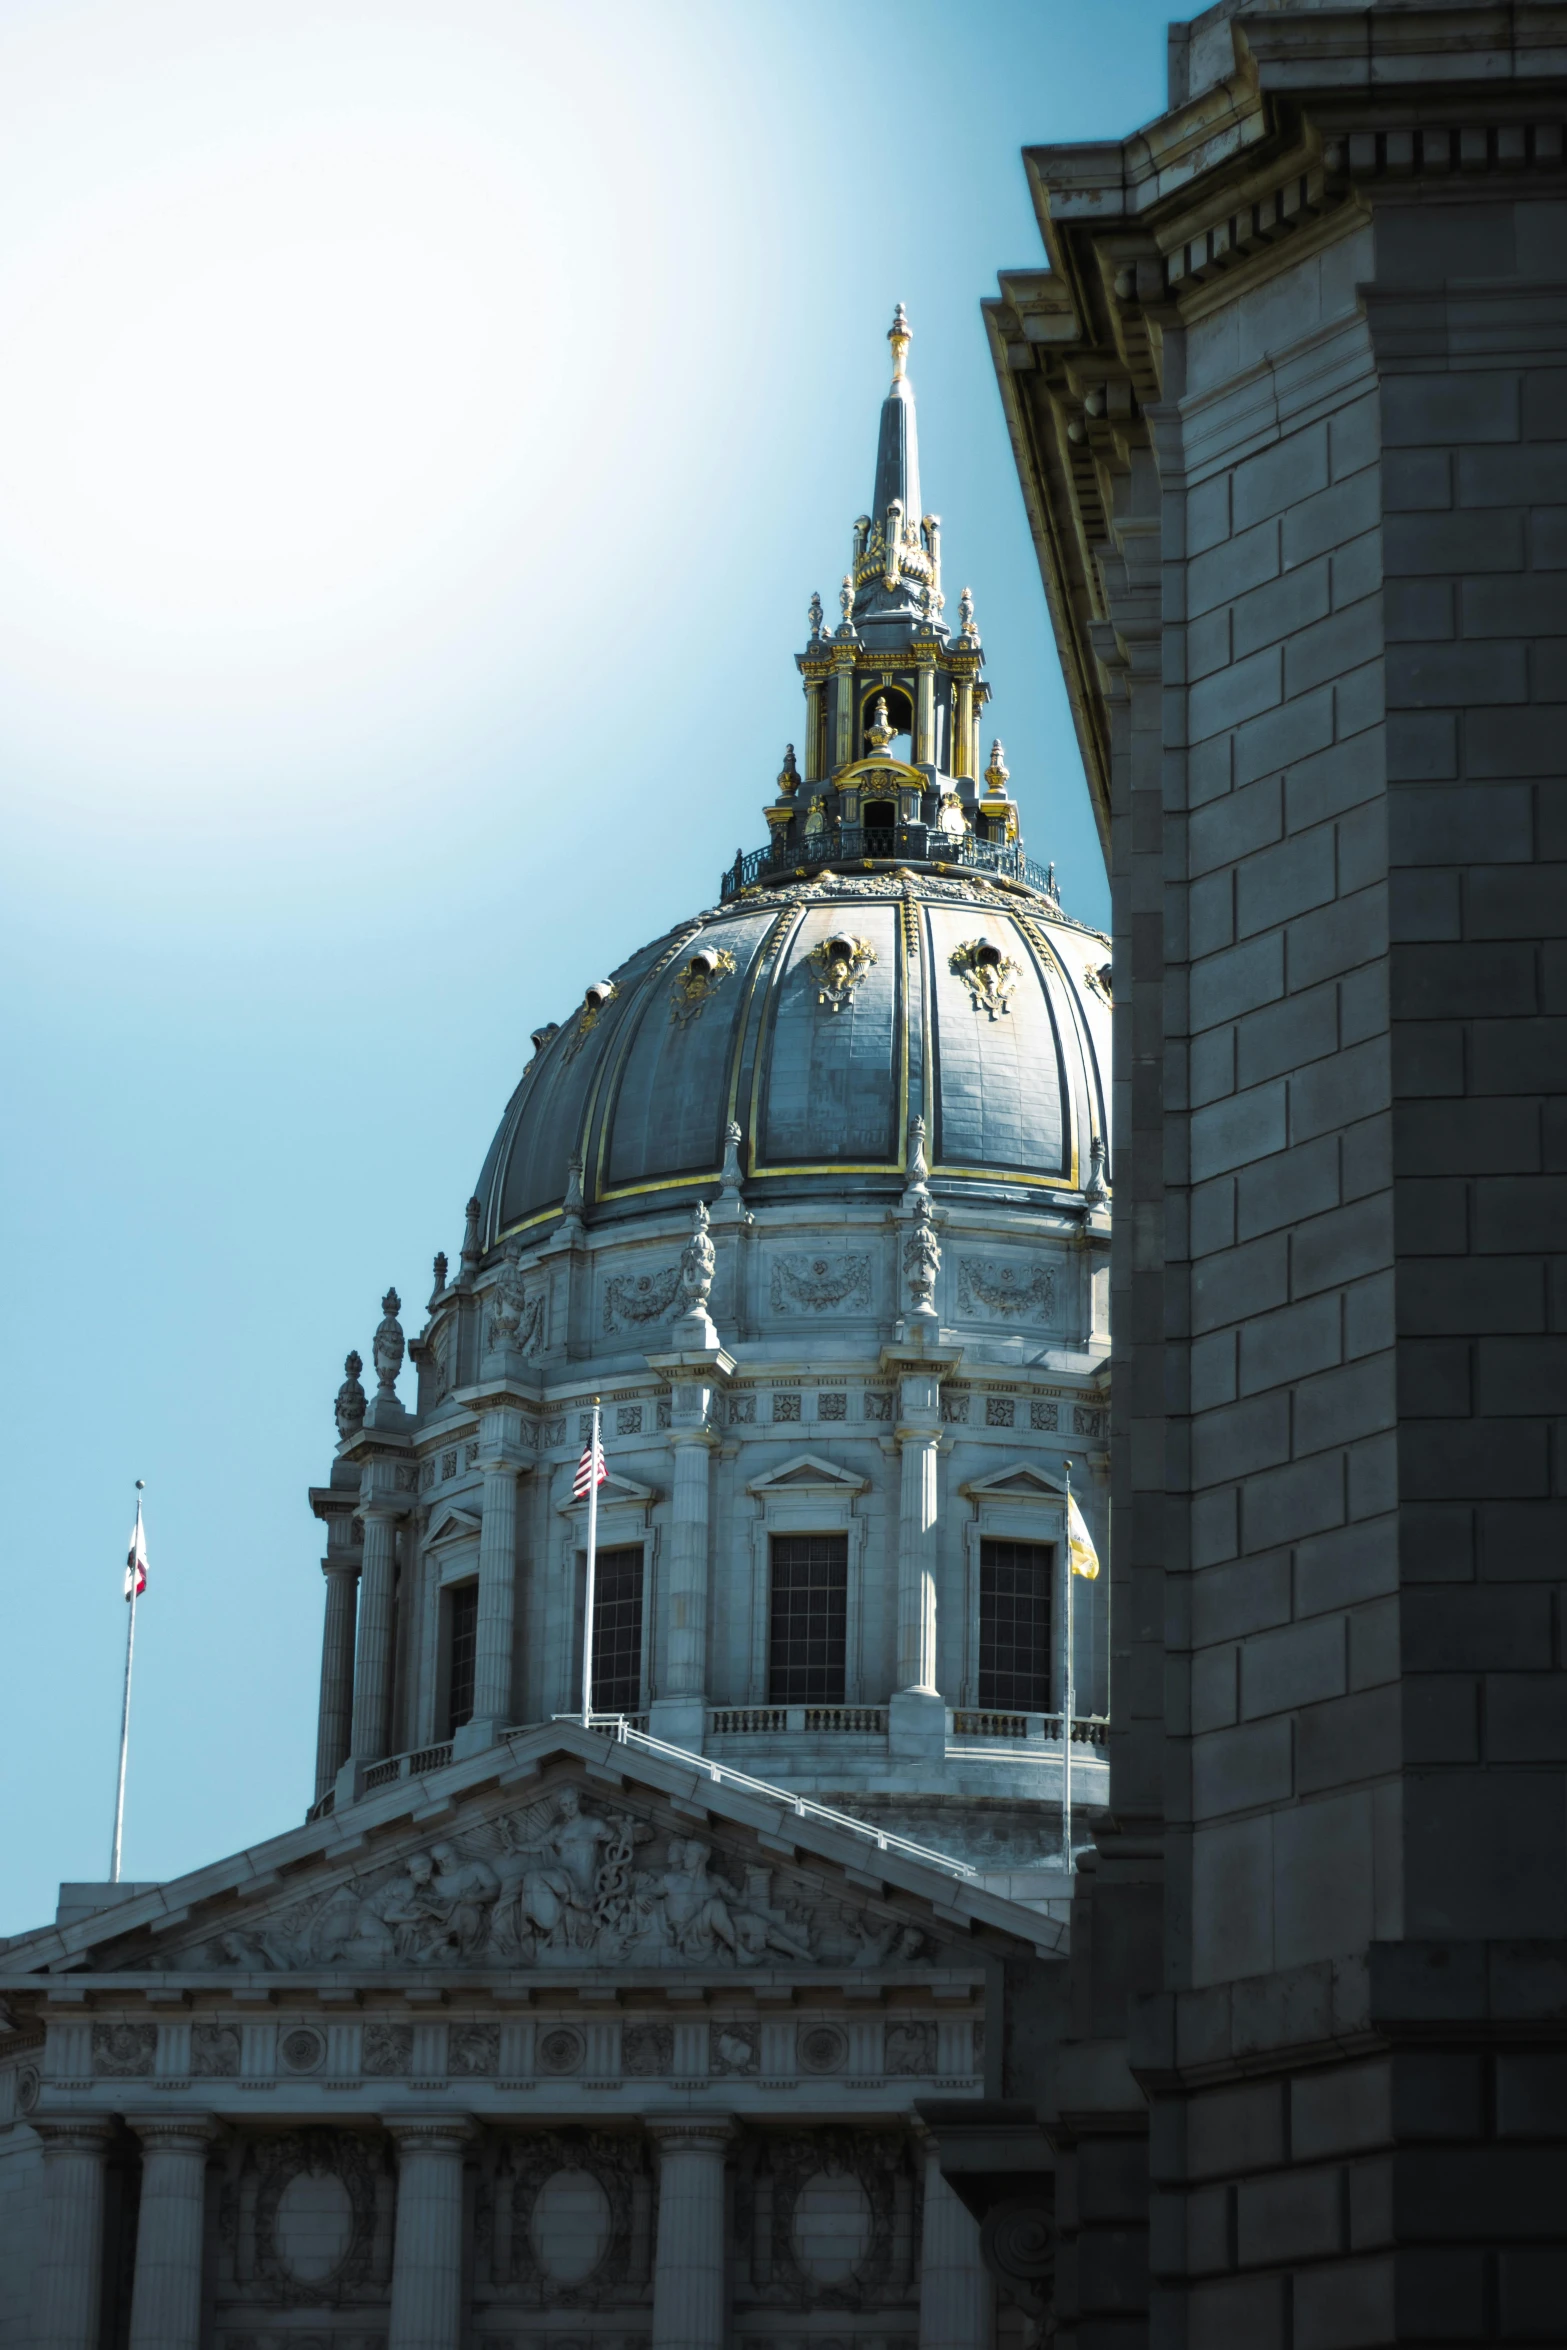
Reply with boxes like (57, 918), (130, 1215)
(622, 2022), (672, 2076)
(818, 1392), (847, 1421)
(372, 1290), (404, 1393)
(1031, 1399), (1060, 1432)
(449, 2023), (499, 2075)
(678, 1201), (715, 1317)
(192, 2022), (240, 2076)
(950, 936), (1020, 1018)
(536, 2025), (585, 2075)
(957, 1259), (1057, 1322)
(461, 1194), (483, 1272)
(748, 2129), (917, 2312)
(885, 2021), (936, 2075)
(1074, 1404), (1107, 1439)
(603, 1263), (682, 1332)
(863, 1390), (892, 1421)
(902, 1198), (940, 1322)
(334, 1351), (366, 1441)
(238, 2127), (385, 2307)
(1084, 1130), (1110, 1203)
(361, 2022), (413, 2075)
(712, 2023), (758, 2074)
(769, 1253), (872, 1315)
(167, 1784), (927, 1976)
(563, 980), (617, 1061)
(279, 2025), (325, 2073)
(488, 2127), (654, 2307)
(487, 1239), (544, 1358)
(91, 2021), (154, 2076)
(798, 2023), (848, 2074)
(986, 1396), (1015, 1428)
(668, 944), (736, 1027)
(807, 932), (876, 1013)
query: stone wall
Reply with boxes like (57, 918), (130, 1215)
(985, 3), (1567, 2341)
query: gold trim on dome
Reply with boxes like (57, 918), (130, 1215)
(668, 945), (737, 1028)
(807, 933), (876, 1013)
(950, 937), (1021, 1020)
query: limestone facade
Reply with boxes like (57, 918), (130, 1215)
(980, 1), (1567, 2342)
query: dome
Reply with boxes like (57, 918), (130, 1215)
(474, 864), (1110, 1248)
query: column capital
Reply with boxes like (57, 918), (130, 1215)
(320, 1554), (361, 1581)
(385, 2116), (477, 2153)
(124, 2114), (222, 2152)
(644, 2113), (737, 2153)
(32, 2116), (116, 2153)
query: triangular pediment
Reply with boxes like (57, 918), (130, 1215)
(959, 1459), (1068, 1503)
(0, 1724), (1062, 1992)
(746, 1453), (869, 1497)
(425, 1505), (481, 1547)
(557, 1468), (659, 1519)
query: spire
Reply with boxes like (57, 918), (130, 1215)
(872, 302), (923, 528)
(848, 305), (940, 635)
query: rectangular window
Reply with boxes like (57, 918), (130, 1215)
(591, 1545), (645, 1714)
(978, 1539), (1053, 1712)
(768, 1533), (848, 1704)
(444, 1581), (479, 1737)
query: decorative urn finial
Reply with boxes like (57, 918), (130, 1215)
(778, 744), (799, 796)
(902, 1194), (941, 1324)
(808, 590), (824, 639)
(867, 695), (895, 753)
(839, 574), (855, 631)
(984, 738), (1010, 795)
(888, 301), (911, 383)
(334, 1350), (366, 1441)
(960, 585), (977, 640)
(372, 1290), (405, 1394)
(461, 1196), (483, 1273)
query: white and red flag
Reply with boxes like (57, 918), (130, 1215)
(572, 1422), (607, 1501)
(124, 1501), (148, 1600)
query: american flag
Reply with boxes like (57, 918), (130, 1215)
(573, 1420), (607, 1501)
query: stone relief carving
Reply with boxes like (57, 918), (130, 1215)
(950, 937), (1020, 1019)
(158, 1785), (931, 1977)
(449, 2023), (500, 2075)
(372, 1290), (404, 1393)
(603, 1263), (683, 1333)
(92, 2021), (155, 2076)
(885, 2021), (936, 2075)
(807, 932), (877, 1013)
(986, 1396), (1015, 1428)
(957, 1259), (1057, 1322)
(482, 2127), (654, 2307)
(279, 2025), (325, 2073)
(769, 1253), (872, 1315)
(863, 1390), (892, 1421)
(361, 2023), (413, 2076)
(1074, 1404), (1107, 1438)
(621, 2022), (673, 2076)
(738, 2129), (918, 2313)
(712, 2023), (759, 2074)
(1031, 1399), (1060, 1431)
(222, 2127), (388, 2309)
(797, 2023), (847, 2075)
(487, 1239), (545, 1358)
(192, 2022), (240, 2076)
(334, 1351), (366, 1441)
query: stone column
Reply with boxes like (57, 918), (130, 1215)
(647, 2117), (734, 2350)
(886, 1347), (954, 1760)
(804, 678), (824, 782)
(30, 2119), (113, 2350)
(916, 656), (935, 766)
(918, 2144), (992, 2350)
(314, 1558), (359, 1798)
(350, 1500), (401, 1763)
(126, 2116), (219, 2350)
(387, 2119), (473, 2350)
(646, 1344), (731, 1751)
(954, 675), (973, 776)
(463, 1402), (529, 1752)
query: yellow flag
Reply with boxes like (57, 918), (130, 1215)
(1067, 1494), (1100, 1580)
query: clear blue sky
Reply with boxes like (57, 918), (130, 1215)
(0, 0), (1172, 1932)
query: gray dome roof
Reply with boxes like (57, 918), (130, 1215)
(475, 869), (1110, 1247)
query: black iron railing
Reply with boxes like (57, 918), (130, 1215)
(720, 823), (1060, 902)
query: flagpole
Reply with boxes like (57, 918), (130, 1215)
(581, 1399), (600, 1727)
(1062, 1458), (1074, 1882)
(110, 1481), (144, 1884)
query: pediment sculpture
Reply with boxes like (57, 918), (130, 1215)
(138, 1785), (931, 1975)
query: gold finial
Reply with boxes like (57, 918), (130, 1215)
(888, 302), (911, 384)
(867, 695), (895, 752)
(984, 738), (1010, 795)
